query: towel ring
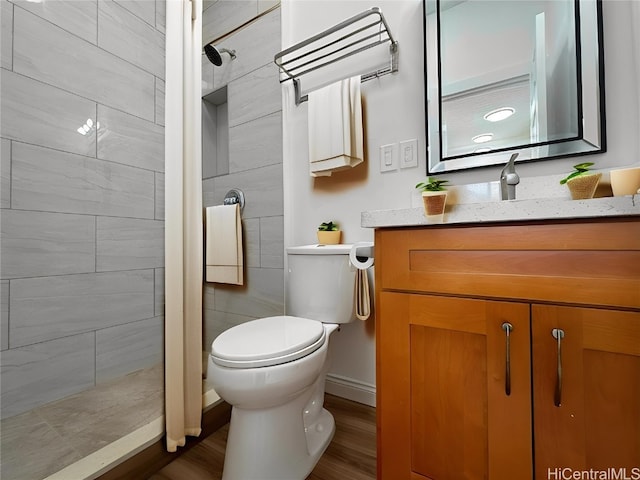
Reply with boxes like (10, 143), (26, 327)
(223, 189), (245, 212)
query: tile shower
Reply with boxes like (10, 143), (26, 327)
(1, 0), (284, 478)
(1, 0), (166, 477)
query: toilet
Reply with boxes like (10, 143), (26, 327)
(207, 244), (357, 480)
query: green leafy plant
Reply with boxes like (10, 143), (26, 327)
(318, 221), (339, 231)
(560, 162), (595, 185)
(416, 177), (449, 192)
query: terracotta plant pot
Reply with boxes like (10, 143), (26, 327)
(566, 173), (602, 200)
(422, 191), (447, 216)
(317, 230), (341, 245)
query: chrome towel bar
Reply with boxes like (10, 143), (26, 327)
(274, 7), (399, 105)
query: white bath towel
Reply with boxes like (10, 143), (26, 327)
(308, 75), (363, 177)
(205, 204), (243, 285)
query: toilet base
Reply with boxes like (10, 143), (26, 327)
(221, 388), (335, 480)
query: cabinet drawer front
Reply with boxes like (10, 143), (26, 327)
(376, 220), (640, 308)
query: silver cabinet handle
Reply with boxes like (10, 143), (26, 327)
(502, 322), (513, 396)
(551, 328), (565, 407)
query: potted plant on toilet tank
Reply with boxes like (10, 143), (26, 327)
(416, 177), (449, 216)
(317, 221), (341, 245)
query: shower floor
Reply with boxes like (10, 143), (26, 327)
(1, 363), (164, 480)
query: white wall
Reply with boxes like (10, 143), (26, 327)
(281, 0), (640, 405)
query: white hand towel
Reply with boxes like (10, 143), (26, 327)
(308, 75), (364, 177)
(205, 204), (243, 285)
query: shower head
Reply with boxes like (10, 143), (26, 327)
(203, 44), (237, 66)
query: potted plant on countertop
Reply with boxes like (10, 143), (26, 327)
(560, 162), (601, 200)
(416, 177), (449, 216)
(317, 221), (341, 245)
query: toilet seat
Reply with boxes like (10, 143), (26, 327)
(211, 316), (326, 368)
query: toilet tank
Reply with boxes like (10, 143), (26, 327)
(286, 244), (356, 324)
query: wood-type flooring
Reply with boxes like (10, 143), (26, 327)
(149, 394), (376, 480)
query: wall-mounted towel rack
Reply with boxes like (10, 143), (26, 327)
(274, 7), (399, 105)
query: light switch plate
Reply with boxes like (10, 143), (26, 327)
(399, 139), (418, 169)
(380, 143), (398, 172)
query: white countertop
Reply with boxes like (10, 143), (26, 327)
(362, 195), (639, 229)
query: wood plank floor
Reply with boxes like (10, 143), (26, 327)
(149, 394), (376, 480)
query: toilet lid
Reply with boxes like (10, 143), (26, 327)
(210, 316), (326, 368)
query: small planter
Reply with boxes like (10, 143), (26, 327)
(566, 173), (602, 200)
(422, 191), (448, 216)
(317, 230), (341, 245)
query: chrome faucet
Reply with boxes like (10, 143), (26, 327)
(500, 153), (520, 200)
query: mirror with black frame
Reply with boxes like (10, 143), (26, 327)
(424, 0), (606, 174)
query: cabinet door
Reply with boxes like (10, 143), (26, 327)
(532, 305), (640, 478)
(378, 292), (532, 480)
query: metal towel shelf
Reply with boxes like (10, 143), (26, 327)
(274, 7), (398, 105)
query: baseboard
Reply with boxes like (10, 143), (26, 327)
(325, 373), (376, 407)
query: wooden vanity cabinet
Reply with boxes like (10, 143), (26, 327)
(375, 219), (640, 480)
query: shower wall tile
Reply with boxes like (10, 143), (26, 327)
(228, 63), (281, 127)
(96, 217), (164, 272)
(212, 7), (280, 89)
(213, 266), (284, 319)
(13, 0), (98, 44)
(260, 215), (284, 268)
(202, 99), (219, 179)
(97, 104), (164, 172)
(1, 70), (97, 157)
(12, 142), (155, 218)
(211, 163), (283, 219)
(242, 217), (261, 268)
(1, 280), (8, 351)
(1, 138), (10, 208)
(114, 0), (156, 26)
(202, 0), (257, 45)
(9, 270), (154, 347)
(98, 0), (165, 79)
(155, 0), (166, 33)
(1, 210), (95, 279)
(155, 78), (165, 126)
(0, 333), (95, 419)
(96, 316), (164, 384)
(258, 0), (279, 14)
(155, 172), (165, 220)
(154, 268), (164, 316)
(13, 8), (155, 121)
(229, 111), (282, 173)
(1, 0), (12, 70)
(203, 296), (255, 349)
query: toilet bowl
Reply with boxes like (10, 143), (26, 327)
(208, 244), (357, 480)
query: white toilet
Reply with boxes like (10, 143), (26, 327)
(207, 244), (357, 480)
